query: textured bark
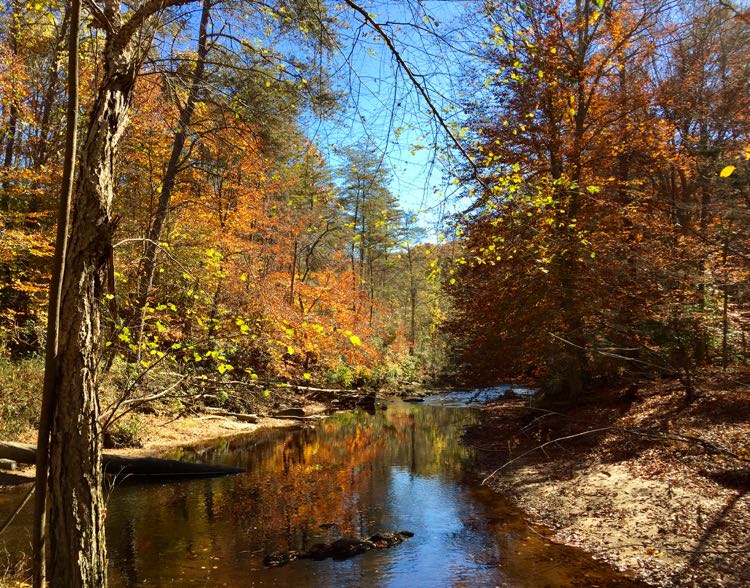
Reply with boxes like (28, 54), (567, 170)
(32, 0), (79, 584)
(46, 34), (140, 587)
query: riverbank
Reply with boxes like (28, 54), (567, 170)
(0, 399), (332, 488)
(0, 382), (436, 488)
(465, 380), (750, 588)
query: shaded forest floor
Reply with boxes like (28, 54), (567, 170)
(465, 378), (750, 588)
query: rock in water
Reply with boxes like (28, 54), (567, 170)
(328, 538), (375, 560)
(263, 550), (308, 567)
(262, 531), (414, 567)
(368, 531), (414, 548)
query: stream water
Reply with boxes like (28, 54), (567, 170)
(1, 389), (643, 587)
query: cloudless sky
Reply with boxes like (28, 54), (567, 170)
(302, 0), (485, 235)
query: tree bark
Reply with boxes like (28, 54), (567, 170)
(46, 30), (141, 587)
(32, 0), (79, 584)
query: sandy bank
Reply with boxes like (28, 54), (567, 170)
(0, 402), (328, 488)
(466, 385), (750, 587)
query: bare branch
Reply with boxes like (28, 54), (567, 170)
(340, 0), (487, 190)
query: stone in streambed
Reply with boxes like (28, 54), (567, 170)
(262, 531), (414, 567)
(368, 531), (414, 548)
(328, 537), (375, 560)
(262, 550), (308, 567)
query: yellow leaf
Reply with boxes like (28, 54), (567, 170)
(720, 165), (736, 177)
(349, 335), (363, 347)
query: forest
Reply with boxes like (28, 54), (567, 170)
(0, 0), (748, 586)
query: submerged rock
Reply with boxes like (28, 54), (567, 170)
(368, 531), (414, 548)
(356, 392), (377, 410)
(312, 537), (373, 560)
(262, 550), (307, 567)
(262, 530), (414, 567)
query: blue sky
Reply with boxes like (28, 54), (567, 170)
(162, 0), (485, 236)
(302, 0), (484, 235)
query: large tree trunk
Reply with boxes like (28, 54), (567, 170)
(46, 34), (140, 587)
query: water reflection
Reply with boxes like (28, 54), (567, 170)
(1, 400), (642, 587)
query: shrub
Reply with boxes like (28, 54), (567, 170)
(0, 356), (42, 441)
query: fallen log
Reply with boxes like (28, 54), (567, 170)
(0, 442), (245, 480)
(202, 407), (259, 423)
(268, 414), (323, 422)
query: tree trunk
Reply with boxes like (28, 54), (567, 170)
(46, 33), (141, 587)
(136, 0), (211, 315)
(289, 238), (297, 304)
(0, 0), (19, 213)
(32, 0), (79, 584)
(407, 246), (416, 354)
(722, 238), (729, 369)
(34, 12), (69, 168)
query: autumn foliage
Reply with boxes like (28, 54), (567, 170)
(446, 0), (750, 398)
(0, 0), (443, 408)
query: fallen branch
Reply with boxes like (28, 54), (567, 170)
(202, 407), (258, 422)
(0, 482), (34, 536)
(481, 425), (746, 485)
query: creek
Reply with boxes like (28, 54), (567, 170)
(1, 389), (643, 586)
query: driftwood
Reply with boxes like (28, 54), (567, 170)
(202, 407), (259, 423)
(0, 442), (245, 480)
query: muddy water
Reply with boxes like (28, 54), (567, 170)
(1, 392), (643, 587)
